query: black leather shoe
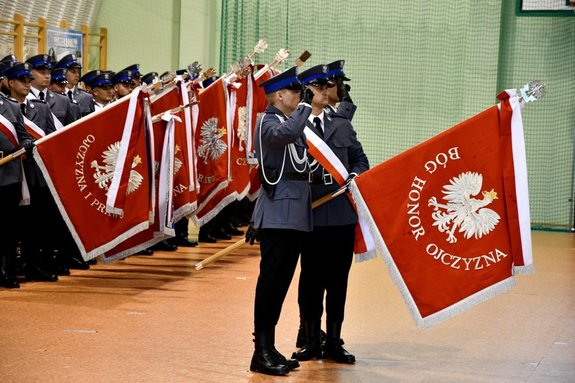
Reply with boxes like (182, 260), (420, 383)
(198, 232), (217, 243)
(48, 250), (70, 275)
(224, 223), (244, 236)
(272, 351), (299, 370)
(151, 241), (178, 252)
(136, 248), (154, 256)
(250, 350), (290, 376)
(26, 266), (58, 282)
(323, 341), (355, 364)
(52, 264), (70, 276)
(175, 237), (198, 247)
(0, 273), (19, 288)
(67, 255), (90, 270)
(212, 227), (232, 240)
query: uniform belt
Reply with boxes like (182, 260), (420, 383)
(310, 173), (334, 185)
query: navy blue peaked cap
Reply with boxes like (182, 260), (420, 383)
(4, 62), (33, 80)
(86, 72), (113, 88)
(326, 59), (350, 81)
(141, 72), (159, 85)
(298, 64), (329, 86)
(259, 66), (302, 94)
(120, 64), (141, 78)
(112, 70), (135, 85)
(50, 68), (68, 83)
(55, 54), (82, 69)
(26, 54), (53, 70)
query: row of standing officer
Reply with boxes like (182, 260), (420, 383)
(0, 53), (144, 288)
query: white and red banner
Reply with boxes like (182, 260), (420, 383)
(349, 91), (533, 327)
(34, 91), (151, 261)
(100, 83), (198, 262)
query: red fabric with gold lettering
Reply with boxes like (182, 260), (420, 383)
(352, 105), (518, 324)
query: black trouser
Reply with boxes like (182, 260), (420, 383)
(25, 185), (61, 252)
(0, 183), (22, 259)
(175, 217), (189, 239)
(254, 228), (308, 330)
(298, 224), (355, 324)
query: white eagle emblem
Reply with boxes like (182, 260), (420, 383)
(428, 171), (500, 243)
(174, 145), (183, 174)
(90, 141), (143, 195)
(197, 117), (227, 164)
(237, 106), (247, 152)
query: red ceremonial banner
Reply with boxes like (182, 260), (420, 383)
(34, 92), (151, 261)
(191, 79), (230, 225)
(350, 94), (533, 327)
(101, 85), (192, 262)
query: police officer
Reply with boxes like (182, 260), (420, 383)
(26, 54), (79, 127)
(119, 64), (141, 86)
(325, 59), (356, 121)
(0, 66), (34, 288)
(0, 55), (17, 96)
(141, 72), (159, 86)
(292, 64), (369, 364)
(48, 67), (67, 94)
(245, 66), (314, 376)
(48, 67), (81, 123)
(86, 72), (115, 110)
(6, 62), (60, 282)
(111, 69), (136, 99)
(55, 54), (95, 116)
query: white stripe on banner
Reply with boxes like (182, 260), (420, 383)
(106, 88), (141, 215)
(507, 89), (533, 273)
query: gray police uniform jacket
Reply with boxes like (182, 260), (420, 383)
(22, 99), (56, 188)
(70, 87), (95, 116)
(0, 95), (32, 187)
(46, 89), (79, 125)
(309, 113), (369, 227)
(251, 103), (314, 232)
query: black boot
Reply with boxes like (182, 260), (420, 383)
(323, 321), (355, 364)
(25, 249), (58, 282)
(295, 316), (327, 348)
(0, 255), (20, 289)
(295, 316), (306, 348)
(267, 329), (299, 370)
(292, 320), (322, 361)
(50, 250), (70, 276)
(250, 328), (290, 376)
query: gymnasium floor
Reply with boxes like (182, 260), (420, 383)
(0, 230), (573, 382)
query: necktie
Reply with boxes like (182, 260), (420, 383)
(39, 91), (45, 101)
(314, 117), (323, 139)
(20, 103), (26, 116)
(67, 90), (73, 101)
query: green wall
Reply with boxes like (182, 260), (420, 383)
(94, 0), (221, 75)
(219, 0), (575, 230)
